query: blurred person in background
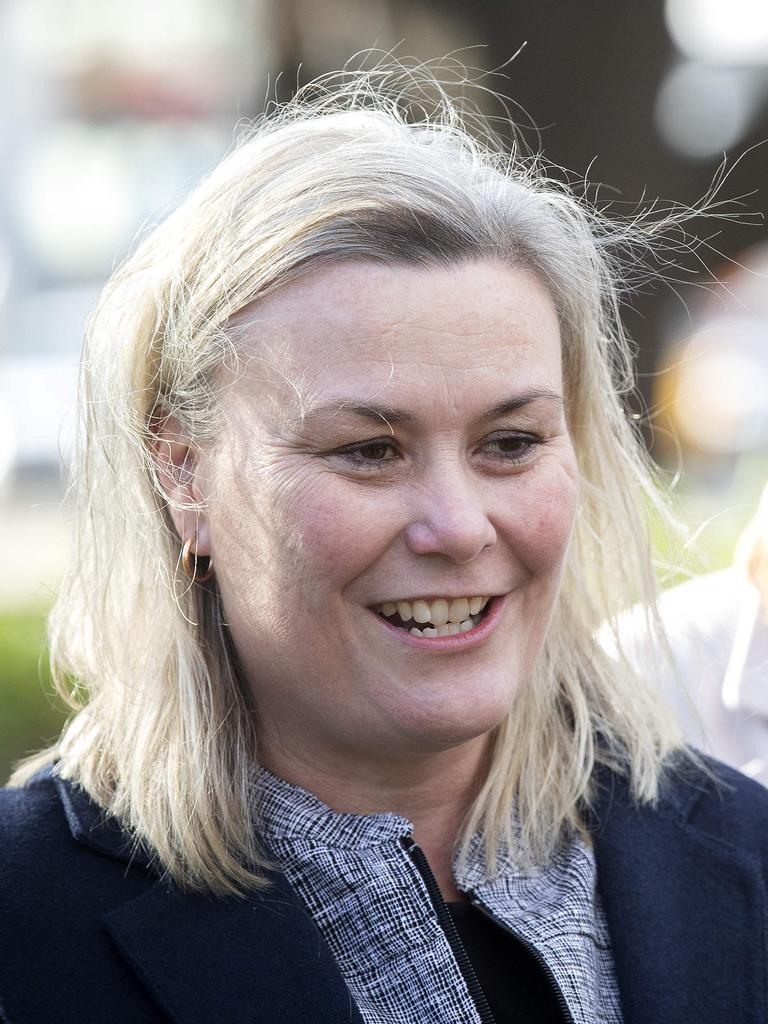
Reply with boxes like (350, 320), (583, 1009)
(613, 241), (768, 786)
(1, 61), (767, 1024)
(617, 482), (768, 785)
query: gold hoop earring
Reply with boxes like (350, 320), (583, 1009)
(181, 537), (214, 583)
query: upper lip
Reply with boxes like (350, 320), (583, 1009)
(369, 591), (502, 605)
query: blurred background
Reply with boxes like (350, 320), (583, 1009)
(2, 0), (768, 778)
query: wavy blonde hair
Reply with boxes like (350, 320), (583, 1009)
(11, 59), (685, 894)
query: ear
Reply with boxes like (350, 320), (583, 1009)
(150, 415), (211, 557)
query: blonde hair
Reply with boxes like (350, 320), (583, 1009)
(12, 60), (684, 894)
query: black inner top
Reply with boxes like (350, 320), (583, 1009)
(446, 901), (570, 1024)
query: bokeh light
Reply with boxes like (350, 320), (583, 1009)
(665, 0), (768, 65)
(654, 62), (759, 159)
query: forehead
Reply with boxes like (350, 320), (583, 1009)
(229, 260), (563, 419)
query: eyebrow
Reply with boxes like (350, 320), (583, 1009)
(482, 389), (563, 419)
(299, 389), (563, 428)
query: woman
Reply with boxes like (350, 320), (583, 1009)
(1, 65), (767, 1024)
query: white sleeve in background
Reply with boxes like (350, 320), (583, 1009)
(613, 568), (768, 786)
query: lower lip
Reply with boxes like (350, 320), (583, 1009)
(372, 595), (506, 652)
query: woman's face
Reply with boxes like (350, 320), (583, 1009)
(196, 260), (579, 769)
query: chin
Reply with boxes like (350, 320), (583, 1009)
(382, 688), (513, 753)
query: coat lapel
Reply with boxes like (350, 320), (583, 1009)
(592, 766), (767, 1024)
(54, 774), (363, 1024)
(102, 871), (364, 1024)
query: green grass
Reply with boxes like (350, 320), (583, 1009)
(0, 608), (69, 783)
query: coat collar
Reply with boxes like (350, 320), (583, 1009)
(590, 759), (767, 1024)
(51, 763), (766, 1024)
(54, 772), (154, 869)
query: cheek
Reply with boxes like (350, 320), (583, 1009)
(272, 478), (396, 587)
(506, 460), (579, 573)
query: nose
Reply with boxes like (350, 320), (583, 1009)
(404, 465), (497, 564)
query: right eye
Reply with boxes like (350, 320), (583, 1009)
(329, 438), (401, 471)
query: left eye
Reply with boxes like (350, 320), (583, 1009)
(480, 433), (541, 462)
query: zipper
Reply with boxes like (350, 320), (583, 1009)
(467, 891), (575, 1024)
(401, 836), (496, 1024)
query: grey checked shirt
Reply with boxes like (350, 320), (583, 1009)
(251, 767), (624, 1024)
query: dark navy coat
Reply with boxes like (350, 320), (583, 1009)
(0, 759), (767, 1023)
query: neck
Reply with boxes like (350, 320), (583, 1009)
(259, 736), (491, 901)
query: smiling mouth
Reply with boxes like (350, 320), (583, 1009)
(373, 595), (490, 637)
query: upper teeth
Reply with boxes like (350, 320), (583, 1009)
(377, 596), (488, 626)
